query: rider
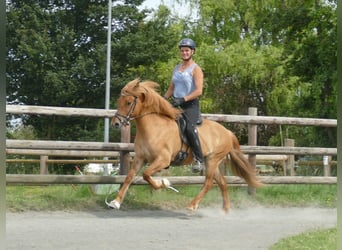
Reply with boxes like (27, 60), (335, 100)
(164, 38), (205, 173)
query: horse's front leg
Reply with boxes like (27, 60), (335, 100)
(107, 157), (144, 209)
(142, 158), (171, 190)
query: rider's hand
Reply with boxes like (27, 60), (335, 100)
(172, 97), (186, 107)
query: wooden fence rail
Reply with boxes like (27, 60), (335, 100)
(6, 175), (337, 185)
(6, 149), (121, 157)
(6, 139), (337, 156)
(6, 159), (120, 164)
(6, 105), (337, 185)
(7, 105), (337, 126)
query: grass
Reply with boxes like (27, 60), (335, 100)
(269, 228), (337, 250)
(254, 184), (336, 208)
(6, 183), (336, 211)
(6, 185), (105, 212)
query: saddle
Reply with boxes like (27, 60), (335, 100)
(177, 114), (189, 145)
(177, 113), (203, 141)
(171, 114), (202, 165)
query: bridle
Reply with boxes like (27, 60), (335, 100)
(114, 94), (138, 126)
(114, 93), (157, 127)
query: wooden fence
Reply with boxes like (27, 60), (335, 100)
(6, 105), (337, 185)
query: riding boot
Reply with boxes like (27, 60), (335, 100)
(186, 125), (205, 173)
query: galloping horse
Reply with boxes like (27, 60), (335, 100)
(109, 79), (263, 212)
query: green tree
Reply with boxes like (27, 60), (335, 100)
(6, 1), (109, 140)
(263, 1), (337, 147)
(6, 0), (336, 149)
(110, 4), (180, 98)
(6, 0), (167, 141)
(179, 0), (336, 147)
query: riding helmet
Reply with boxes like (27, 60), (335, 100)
(178, 38), (196, 50)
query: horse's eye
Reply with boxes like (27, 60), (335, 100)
(126, 101), (131, 106)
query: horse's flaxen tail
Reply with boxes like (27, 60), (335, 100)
(229, 135), (264, 188)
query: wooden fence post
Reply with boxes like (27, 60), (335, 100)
(40, 155), (49, 174)
(120, 125), (131, 175)
(248, 107), (257, 196)
(323, 155), (331, 177)
(285, 139), (295, 176)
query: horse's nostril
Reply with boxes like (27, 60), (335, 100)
(113, 122), (121, 129)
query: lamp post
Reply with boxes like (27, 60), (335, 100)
(103, 0), (112, 175)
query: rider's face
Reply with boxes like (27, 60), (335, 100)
(180, 47), (194, 61)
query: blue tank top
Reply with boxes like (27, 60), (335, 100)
(172, 63), (198, 98)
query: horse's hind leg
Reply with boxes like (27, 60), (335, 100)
(214, 169), (230, 213)
(187, 177), (214, 211)
(187, 159), (219, 211)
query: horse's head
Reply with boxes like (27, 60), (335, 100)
(111, 79), (143, 128)
(111, 78), (181, 128)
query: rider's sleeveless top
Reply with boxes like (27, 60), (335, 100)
(172, 63), (198, 98)
(171, 63), (201, 125)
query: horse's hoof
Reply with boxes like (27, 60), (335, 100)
(222, 207), (230, 214)
(161, 178), (170, 188)
(161, 178), (179, 192)
(107, 200), (121, 209)
(186, 204), (198, 211)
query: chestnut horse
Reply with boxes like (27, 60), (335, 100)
(109, 79), (263, 212)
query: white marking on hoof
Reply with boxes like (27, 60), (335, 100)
(107, 200), (121, 209)
(162, 178), (179, 193)
(161, 178), (170, 188)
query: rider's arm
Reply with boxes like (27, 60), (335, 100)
(164, 82), (175, 99)
(184, 66), (203, 102)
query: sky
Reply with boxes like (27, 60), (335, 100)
(140, 0), (180, 10)
(139, 0), (194, 18)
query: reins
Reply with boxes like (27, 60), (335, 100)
(133, 111), (157, 120)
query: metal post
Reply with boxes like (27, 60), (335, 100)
(103, 0), (112, 175)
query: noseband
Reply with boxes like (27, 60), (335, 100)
(114, 95), (138, 126)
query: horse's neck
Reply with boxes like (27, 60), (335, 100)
(135, 115), (175, 135)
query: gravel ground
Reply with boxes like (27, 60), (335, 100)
(6, 206), (336, 250)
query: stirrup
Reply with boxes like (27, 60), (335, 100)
(192, 160), (204, 173)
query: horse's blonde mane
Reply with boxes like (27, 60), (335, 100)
(122, 79), (181, 120)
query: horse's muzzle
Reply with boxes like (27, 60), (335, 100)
(111, 115), (130, 129)
(111, 116), (122, 129)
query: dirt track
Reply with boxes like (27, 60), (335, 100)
(6, 206), (336, 250)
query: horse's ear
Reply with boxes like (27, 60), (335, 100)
(134, 79), (140, 88)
